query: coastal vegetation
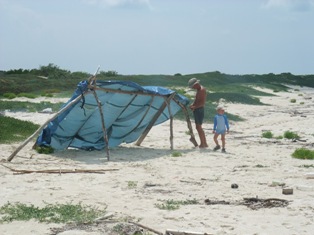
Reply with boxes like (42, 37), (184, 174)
(1, 63), (313, 144)
(0, 201), (106, 224)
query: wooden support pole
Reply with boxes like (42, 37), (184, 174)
(169, 116), (174, 150)
(176, 102), (198, 147)
(135, 93), (176, 146)
(92, 90), (110, 161)
(166, 97), (174, 150)
(88, 66), (100, 85)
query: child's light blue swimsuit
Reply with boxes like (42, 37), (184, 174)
(213, 114), (229, 134)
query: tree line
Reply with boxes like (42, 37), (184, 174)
(4, 63), (119, 79)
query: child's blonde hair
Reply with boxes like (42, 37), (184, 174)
(216, 106), (224, 111)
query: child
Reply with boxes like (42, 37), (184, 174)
(212, 106), (230, 153)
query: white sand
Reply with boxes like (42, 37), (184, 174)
(1, 86), (314, 235)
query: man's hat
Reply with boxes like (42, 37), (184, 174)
(188, 78), (200, 88)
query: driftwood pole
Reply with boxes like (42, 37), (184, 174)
(176, 102), (198, 147)
(135, 93), (176, 146)
(88, 67), (110, 160)
(7, 94), (84, 162)
(165, 97), (174, 150)
(92, 90), (110, 160)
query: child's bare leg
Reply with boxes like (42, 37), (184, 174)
(221, 134), (226, 149)
(213, 133), (220, 146)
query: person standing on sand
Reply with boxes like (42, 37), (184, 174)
(212, 106), (229, 153)
(188, 78), (208, 148)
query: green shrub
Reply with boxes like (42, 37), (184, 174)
(292, 148), (314, 160)
(17, 93), (37, 99)
(290, 99), (296, 103)
(3, 93), (16, 99)
(284, 131), (300, 139)
(171, 151), (182, 157)
(262, 131), (273, 138)
(41, 93), (54, 97)
(35, 146), (54, 154)
(127, 181), (137, 189)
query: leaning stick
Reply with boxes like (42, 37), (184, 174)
(136, 93), (176, 146)
(175, 101), (198, 147)
(7, 94), (84, 162)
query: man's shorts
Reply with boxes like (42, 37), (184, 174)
(193, 107), (204, 125)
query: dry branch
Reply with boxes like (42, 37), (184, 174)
(204, 197), (290, 210)
(0, 164), (118, 175)
(166, 229), (213, 235)
(129, 221), (163, 235)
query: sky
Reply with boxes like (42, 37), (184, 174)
(1, 0), (314, 75)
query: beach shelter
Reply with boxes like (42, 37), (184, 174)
(8, 73), (198, 161)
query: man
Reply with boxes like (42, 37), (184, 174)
(188, 78), (208, 148)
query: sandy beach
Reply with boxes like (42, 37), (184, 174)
(1, 86), (314, 235)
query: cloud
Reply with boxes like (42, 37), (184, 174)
(82, 0), (152, 9)
(263, 0), (314, 11)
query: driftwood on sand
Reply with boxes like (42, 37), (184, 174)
(166, 229), (214, 235)
(204, 197), (290, 210)
(0, 164), (118, 175)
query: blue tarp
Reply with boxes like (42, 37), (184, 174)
(36, 80), (189, 150)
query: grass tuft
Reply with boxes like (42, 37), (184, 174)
(35, 146), (54, 154)
(155, 199), (199, 210)
(171, 151), (182, 157)
(262, 131), (273, 138)
(17, 93), (37, 99)
(284, 131), (300, 139)
(127, 181), (138, 189)
(292, 148), (314, 160)
(3, 93), (16, 99)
